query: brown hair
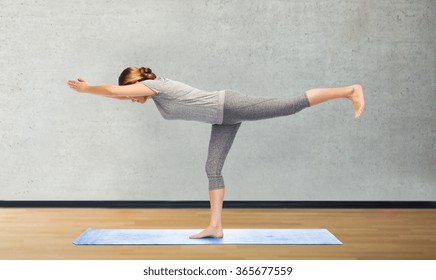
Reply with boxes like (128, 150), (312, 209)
(118, 66), (157, 102)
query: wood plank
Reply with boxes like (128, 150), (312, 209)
(0, 209), (435, 259)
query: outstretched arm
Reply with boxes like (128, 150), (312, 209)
(67, 78), (156, 97)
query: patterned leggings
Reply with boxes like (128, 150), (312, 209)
(205, 89), (311, 190)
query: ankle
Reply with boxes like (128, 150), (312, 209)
(208, 223), (222, 228)
(344, 86), (355, 98)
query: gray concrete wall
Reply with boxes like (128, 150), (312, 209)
(0, 0), (435, 200)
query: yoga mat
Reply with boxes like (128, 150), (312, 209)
(73, 228), (342, 245)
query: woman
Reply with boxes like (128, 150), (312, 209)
(67, 66), (365, 239)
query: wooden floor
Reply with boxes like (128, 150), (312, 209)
(1, 208), (435, 259)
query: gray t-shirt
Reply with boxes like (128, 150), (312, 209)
(142, 77), (226, 125)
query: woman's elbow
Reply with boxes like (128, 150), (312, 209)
(109, 84), (150, 97)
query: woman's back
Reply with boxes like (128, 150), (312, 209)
(143, 77), (226, 125)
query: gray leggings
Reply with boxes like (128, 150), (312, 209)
(205, 89), (311, 190)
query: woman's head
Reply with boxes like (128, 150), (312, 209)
(118, 66), (157, 103)
(118, 66), (157, 86)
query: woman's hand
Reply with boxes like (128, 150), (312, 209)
(67, 78), (89, 93)
(128, 96), (147, 104)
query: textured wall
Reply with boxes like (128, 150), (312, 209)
(0, 0), (435, 200)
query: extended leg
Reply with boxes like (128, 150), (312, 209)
(222, 90), (311, 124)
(189, 122), (242, 239)
(305, 84), (365, 118)
(222, 84), (365, 125)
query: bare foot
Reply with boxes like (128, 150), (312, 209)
(189, 226), (223, 239)
(346, 84), (365, 119)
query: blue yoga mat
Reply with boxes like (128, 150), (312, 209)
(73, 228), (342, 245)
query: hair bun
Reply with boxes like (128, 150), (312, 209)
(138, 66), (157, 80)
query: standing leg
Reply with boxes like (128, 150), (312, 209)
(189, 122), (242, 239)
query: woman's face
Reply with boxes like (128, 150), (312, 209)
(128, 81), (146, 104)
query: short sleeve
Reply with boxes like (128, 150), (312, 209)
(142, 77), (165, 96)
